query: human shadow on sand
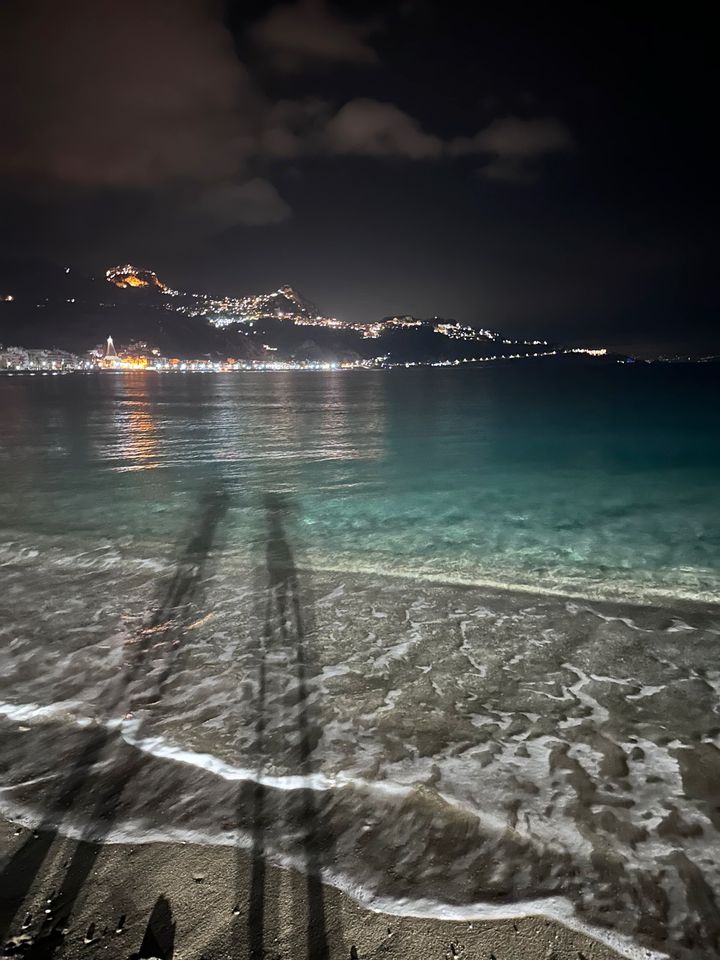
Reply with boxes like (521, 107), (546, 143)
(130, 894), (175, 960)
(241, 493), (340, 960)
(0, 487), (229, 957)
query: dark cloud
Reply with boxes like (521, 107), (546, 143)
(260, 99), (572, 173)
(0, 0), (264, 189)
(323, 99), (444, 158)
(250, 0), (379, 70)
(260, 97), (439, 159)
(0, 1), (572, 204)
(457, 117), (575, 157)
(450, 117), (575, 182)
(191, 178), (292, 226)
(260, 98), (331, 157)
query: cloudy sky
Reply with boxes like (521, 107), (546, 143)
(0, 0), (713, 352)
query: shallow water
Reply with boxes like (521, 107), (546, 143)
(1, 366), (719, 958)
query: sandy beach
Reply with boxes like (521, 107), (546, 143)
(0, 816), (629, 960)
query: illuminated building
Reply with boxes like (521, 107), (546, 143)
(0, 346), (90, 371)
(98, 335), (149, 370)
(433, 322), (499, 340)
(106, 264), (168, 291)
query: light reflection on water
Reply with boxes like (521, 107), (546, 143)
(0, 366), (718, 601)
(111, 398), (160, 472)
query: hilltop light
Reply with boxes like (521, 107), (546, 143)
(106, 263), (168, 292)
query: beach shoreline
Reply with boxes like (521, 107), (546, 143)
(0, 557), (716, 960)
(0, 816), (633, 960)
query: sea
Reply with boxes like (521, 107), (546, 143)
(0, 363), (719, 958)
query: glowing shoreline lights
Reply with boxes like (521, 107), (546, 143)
(99, 336), (149, 370)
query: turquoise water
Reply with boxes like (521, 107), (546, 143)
(1, 364), (718, 603)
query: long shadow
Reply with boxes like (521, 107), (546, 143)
(244, 494), (338, 959)
(0, 487), (229, 955)
(130, 894), (175, 960)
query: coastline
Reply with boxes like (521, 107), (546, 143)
(305, 557), (720, 613)
(0, 817), (631, 960)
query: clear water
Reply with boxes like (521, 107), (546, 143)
(1, 366), (719, 958)
(1, 366), (719, 603)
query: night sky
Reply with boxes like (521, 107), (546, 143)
(0, 0), (714, 354)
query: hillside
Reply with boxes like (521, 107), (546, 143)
(0, 262), (614, 364)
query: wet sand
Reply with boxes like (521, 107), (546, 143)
(0, 817), (629, 960)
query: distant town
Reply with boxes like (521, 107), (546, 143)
(5, 262), (708, 373)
